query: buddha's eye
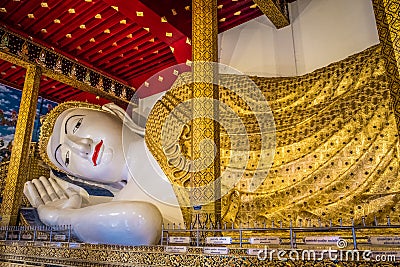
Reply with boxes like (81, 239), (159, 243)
(72, 118), (83, 134)
(65, 151), (70, 167)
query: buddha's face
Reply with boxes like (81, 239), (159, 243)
(47, 108), (128, 184)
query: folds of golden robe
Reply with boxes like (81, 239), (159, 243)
(145, 45), (399, 227)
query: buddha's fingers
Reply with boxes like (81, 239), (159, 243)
(32, 179), (51, 204)
(23, 181), (45, 208)
(64, 187), (78, 199)
(62, 187), (82, 209)
(48, 178), (67, 200)
(39, 176), (58, 201)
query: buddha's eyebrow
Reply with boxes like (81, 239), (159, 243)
(54, 144), (62, 167)
(64, 114), (84, 134)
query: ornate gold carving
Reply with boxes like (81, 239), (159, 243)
(147, 45), (400, 228)
(0, 65), (41, 226)
(0, 33), (9, 51)
(372, 0), (400, 129)
(0, 27), (135, 105)
(191, 0), (220, 226)
(252, 0), (289, 29)
(41, 68), (128, 107)
(0, 243), (397, 266)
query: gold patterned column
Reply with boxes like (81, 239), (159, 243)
(252, 0), (289, 29)
(372, 0), (400, 127)
(0, 65), (41, 226)
(191, 0), (221, 226)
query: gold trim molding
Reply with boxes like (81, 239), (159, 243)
(252, 0), (290, 29)
(0, 27), (135, 106)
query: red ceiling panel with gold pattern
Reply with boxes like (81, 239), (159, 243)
(0, 0), (279, 103)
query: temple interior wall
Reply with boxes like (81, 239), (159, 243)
(218, 0), (380, 77)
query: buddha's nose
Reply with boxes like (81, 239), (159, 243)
(65, 135), (93, 157)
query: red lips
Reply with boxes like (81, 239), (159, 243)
(92, 140), (103, 166)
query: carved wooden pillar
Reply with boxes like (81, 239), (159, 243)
(191, 0), (221, 226)
(0, 65), (41, 226)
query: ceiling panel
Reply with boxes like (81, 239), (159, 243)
(0, 0), (291, 104)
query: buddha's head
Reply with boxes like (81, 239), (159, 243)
(39, 101), (128, 184)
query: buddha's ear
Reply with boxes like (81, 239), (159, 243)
(101, 103), (145, 137)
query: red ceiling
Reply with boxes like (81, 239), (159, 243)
(0, 0), (284, 104)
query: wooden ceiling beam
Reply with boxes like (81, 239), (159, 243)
(84, 30), (150, 64)
(123, 53), (175, 79)
(39, 79), (61, 94)
(51, 85), (79, 98)
(126, 57), (176, 83)
(41, 83), (68, 96)
(90, 32), (153, 63)
(218, 0), (255, 17)
(0, 78), (22, 90)
(109, 42), (167, 69)
(26, 1), (71, 33)
(54, 8), (117, 46)
(219, 9), (263, 32)
(252, 0), (289, 29)
(5, 0), (40, 23)
(31, 0), (93, 34)
(77, 24), (140, 56)
(43, 4), (106, 41)
(6, 68), (26, 82)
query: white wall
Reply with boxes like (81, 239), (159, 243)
(218, 16), (296, 76)
(218, 0), (380, 77)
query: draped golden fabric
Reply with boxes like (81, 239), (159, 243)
(146, 45), (400, 226)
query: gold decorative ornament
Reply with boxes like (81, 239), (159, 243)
(0, 26), (135, 105)
(0, 65), (41, 226)
(0, 33), (9, 51)
(253, 0), (289, 28)
(372, 0), (400, 128)
(54, 57), (62, 73)
(191, 0), (220, 226)
(146, 45), (400, 228)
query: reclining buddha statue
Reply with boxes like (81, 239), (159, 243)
(24, 44), (400, 245)
(24, 101), (185, 245)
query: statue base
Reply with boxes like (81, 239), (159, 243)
(0, 242), (398, 267)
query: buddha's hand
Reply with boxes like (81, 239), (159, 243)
(24, 176), (82, 225)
